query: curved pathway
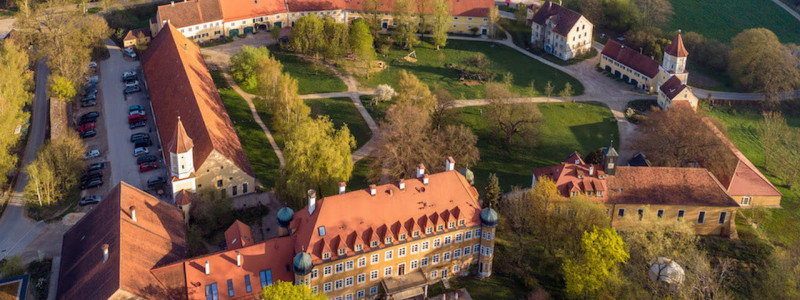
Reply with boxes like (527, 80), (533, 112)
(223, 73), (286, 167)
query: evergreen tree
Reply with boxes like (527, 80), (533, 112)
(483, 173), (500, 208)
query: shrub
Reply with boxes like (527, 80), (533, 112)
(0, 256), (25, 278)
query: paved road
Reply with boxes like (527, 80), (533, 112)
(0, 60), (49, 261)
(771, 0), (800, 22)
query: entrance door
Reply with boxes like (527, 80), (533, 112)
(382, 20), (389, 29)
(481, 26), (488, 35)
(398, 264), (405, 276)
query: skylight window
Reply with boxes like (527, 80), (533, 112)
(319, 226), (326, 237)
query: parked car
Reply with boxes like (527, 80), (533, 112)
(123, 48), (137, 59)
(147, 177), (166, 188)
(88, 61), (97, 69)
(124, 80), (139, 88)
(79, 195), (101, 206)
(133, 139), (152, 148)
(129, 105), (144, 112)
(81, 172), (103, 182)
(137, 154), (157, 164)
(87, 162), (105, 171)
(83, 149), (100, 160)
(130, 132), (149, 142)
(81, 178), (103, 190)
(82, 93), (97, 101)
(87, 75), (99, 84)
(128, 114), (146, 124)
(84, 88), (98, 96)
(134, 147), (149, 157)
(81, 100), (97, 107)
(122, 71), (137, 80)
(81, 129), (96, 138)
(129, 121), (146, 129)
(78, 122), (95, 131)
(129, 110), (145, 116)
(124, 85), (141, 94)
(139, 162), (158, 172)
(80, 111), (99, 122)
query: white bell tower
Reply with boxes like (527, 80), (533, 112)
(170, 116), (196, 199)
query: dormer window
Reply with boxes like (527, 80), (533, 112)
(437, 225), (443, 232)
(587, 191), (593, 196)
(385, 237), (393, 244)
(371, 241), (378, 248)
(448, 222), (454, 229)
(399, 234), (406, 241)
(338, 248), (346, 256)
(575, 159), (580, 164)
(323, 252), (330, 260)
(425, 227), (432, 234)
(459, 219), (465, 226)
(571, 191), (578, 197)
(413, 230), (420, 237)
(355, 244), (362, 252)
(597, 191), (603, 197)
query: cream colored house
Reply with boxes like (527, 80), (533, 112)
(530, 1), (593, 61)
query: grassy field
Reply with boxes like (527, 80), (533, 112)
(347, 158), (373, 191)
(304, 97), (372, 148)
(212, 71), (281, 188)
(362, 40), (583, 99)
(457, 102), (618, 191)
(266, 48), (348, 95)
(668, 0), (800, 43)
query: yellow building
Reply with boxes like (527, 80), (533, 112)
(530, 1), (594, 60)
(600, 40), (660, 93)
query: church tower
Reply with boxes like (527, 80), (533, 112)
(603, 141), (619, 176)
(478, 208), (498, 279)
(658, 30), (690, 86)
(170, 116), (197, 199)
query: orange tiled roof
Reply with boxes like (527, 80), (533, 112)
(220, 0), (287, 22)
(664, 33), (689, 57)
(158, 0), (223, 29)
(532, 152), (608, 200)
(141, 23), (254, 176)
(225, 220), (255, 250)
(57, 182), (186, 300)
(287, 0), (492, 17)
(175, 189), (194, 205)
(607, 166), (739, 207)
(601, 40), (660, 78)
(170, 116), (195, 154)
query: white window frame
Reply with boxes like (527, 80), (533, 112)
(422, 241), (430, 251)
(357, 273), (366, 284)
(385, 250), (393, 261)
(410, 259), (418, 270)
(455, 233), (462, 243)
(358, 257), (367, 268)
(345, 276), (354, 287)
(411, 243), (419, 254)
(346, 260), (354, 271)
(335, 263), (344, 274)
(421, 257), (429, 267)
(444, 236), (452, 245)
(335, 279), (343, 290)
(384, 266), (393, 277)
(433, 238), (441, 248)
(311, 269), (319, 279)
(398, 247), (407, 257)
(741, 196), (751, 206)
(370, 254), (379, 264)
(443, 251), (451, 262)
(370, 286), (378, 295)
(323, 266), (332, 277)
(432, 254), (440, 264)
(370, 270), (379, 281)
(323, 282), (332, 293)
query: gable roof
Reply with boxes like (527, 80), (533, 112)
(290, 170), (481, 263)
(224, 220), (254, 250)
(142, 23), (254, 177)
(531, 0), (584, 36)
(665, 33), (689, 57)
(659, 76), (687, 99)
(607, 167), (739, 207)
(601, 40), (660, 78)
(533, 152), (608, 200)
(57, 182), (186, 300)
(219, 0), (287, 22)
(157, 0), (223, 29)
(123, 28), (152, 42)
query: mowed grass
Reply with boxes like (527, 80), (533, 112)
(304, 97), (372, 148)
(668, 0), (800, 43)
(457, 102), (618, 191)
(347, 157), (374, 191)
(706, 104), (800, 247)
(364, 40), (583, 99)
(213, 71), (281, 188)
(271, 48), (347, 95)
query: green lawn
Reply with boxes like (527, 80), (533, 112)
(359, 95), (391, 122)
(267, 47), (348, 95)
(457, 102), (618, 191)
(212, 71), (281, 188)
(668, 0), (800, 43)
(347, 158), (374, 191)
(363, 40), (583, 99)
(304, 97), (372, 148)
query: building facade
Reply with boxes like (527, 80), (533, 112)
(530, 1), (593, 61)
(151, 0), (493, 43)
(600, 40), (659, 92)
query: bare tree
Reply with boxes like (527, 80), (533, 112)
(485, 83), (543, 149)
(430, 88), (456, 129)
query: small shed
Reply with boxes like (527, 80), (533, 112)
(123, 28), (152, 48)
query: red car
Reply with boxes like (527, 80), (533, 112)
(128, 114), (146, 124)
(139, 162), (158, 172)
(78, 122), (96, 131)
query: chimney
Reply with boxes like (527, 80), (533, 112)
(205, 260), (210, 275)
(398, 179), (405, 190)
(416, 163), (425, 178)
(102, 244), (109, 263)
(369, 184), (377, 196)
(422, 174), (429, 185)
(339, 182), (346, 194)
(445, 156), (455, 171)
(236, 251), (242, 267)
(589, 165), (594, 176)
(130, 206), (137, 222)
(307, 189), (317, 215)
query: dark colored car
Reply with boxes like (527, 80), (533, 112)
(80, 129), (96, 138)
(81, 178), (103, 190)
(130, 132), (149, 142)
(147, 176), (166, 188)
(124, 85), (141, 94)
(133, 138), (152, 148)
(81, 100), (97, 107)
(81, 171), (103, 182)
(87, 162), (105, 172)
(80, 111), (99, 123)
(79, 195), (101, 206)
(129, 121), (146, 129)
(82, 93), (97, 101)
(136, 154), (157, 164)
(139, 162), (158, 172)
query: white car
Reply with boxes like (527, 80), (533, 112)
(87, 75), (99, 84)
(129, 110), (146, 116)
(124, 80), (139, 88)
(83, 149), (100, 160)
(134, 147), (149, 157)
(122, 71), (137, 78)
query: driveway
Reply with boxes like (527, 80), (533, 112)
(98, 39), (170, 202)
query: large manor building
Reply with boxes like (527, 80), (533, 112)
(601, 32), (699, 109)
(151, 0), (494, 43)
(530, 1), (593, 61)
(57, 159), (499, 300)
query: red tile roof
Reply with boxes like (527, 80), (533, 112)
(601, 40), (660, 78)
(665, 33), (689, 57)
(219, 0), (287, 22)
(530, 0), (584, 36)
(170, 116), (195, 154)
(702, 118), (782, 197)
(290, 170), (480, 263)
(158, 0), (223, 29)
(57, 182), (186, 300)
(659, 76), (687, 100)
(123, 28), (152, 42)
(607, 167), (739, 207)
(142, 23), (254, 177)
(533, 152), (608, 200)
(225, 220), (255, 250)
(175, 189), (194, 205)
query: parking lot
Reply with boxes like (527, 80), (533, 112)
(78, 39), (170, 204)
